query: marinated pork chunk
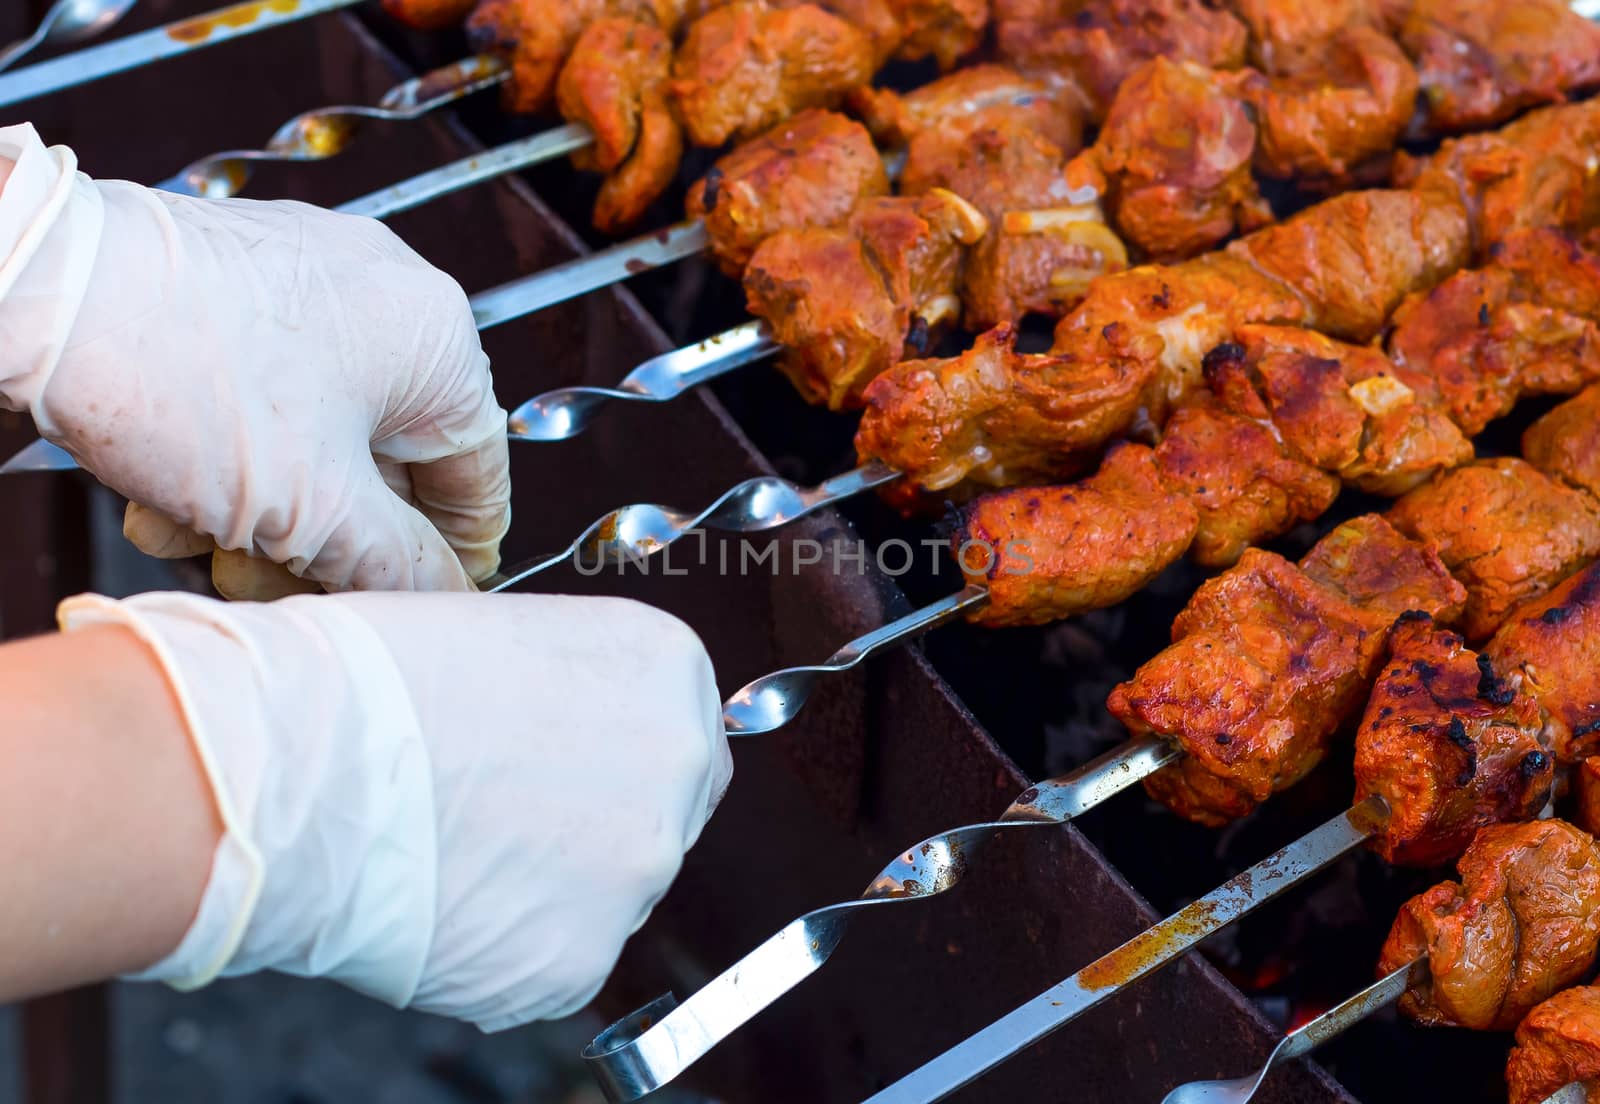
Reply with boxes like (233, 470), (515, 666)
(1354, 615), (1551, 867)
(743, 191), (988, 409)
(885, 0), (989, 68)
(1386, 230), (1600, 435)
(1379, 820), (1600, 1032)
(992, 0), (1249, 120)
(557, 19), (684, 232)
(1388, 459), (1600, 641)
(850, 64), (1084, 153)
(955, 442), (1200, 628)
(1525, 385), (1600, 501)
(1582, 759), (1600, 842)
(1228, 0), (1386, 73)
(1390, 0), (1600, 135)
(1508, 986), (1600, 1104)
(1487, 562), (1600, 765)
(1108, 515), (1465, 825)
(670, 2), (877, 147)
(686, 110), (890, 277)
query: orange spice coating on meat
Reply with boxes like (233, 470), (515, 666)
(383, 0), (476, 29)
(1379, 821), (1600, 1033)
(1508, 985), (1600, 1104)
(686, 110), (889, 278)
(1487, 562), (1600, 765)
(1107, 515), (1465, 825)
(1525, 384), (1600, 501)
(1388, 459), (1600, 642)
(1353, 615), (1551, 867)
(850, 64), (1084, 153)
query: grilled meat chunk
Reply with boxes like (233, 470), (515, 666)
(1068, 58), (1269, 262)
(1525, 385), (1600, 501)
(1354, 615), (1550, 867)
(1108, 515), (1465, 825)
(1380, 820), (1600, 1031)
(1150, 404), (1338, 567)
(1207, 326), (1472, 498)
(887, 0), (988, 68)
(850, 64), (1084, 153)
(1391, 0), (1600, 135)
(993, 0), (1249, 121)
(1508, 986), (1600, 1104)
(955, 442), (1200, 628)
(1487, 563), (1600, 765)
(1229, 0), (1386, 73)
(687, 110), (889, 277)
(744, 191), (987, 410)
(1579, 759), (1600, 839)
(383, 0), (476, 29)
(1386, 230), (1600, 435)
(671, 2), (877, 147)
(558, 18), (684, 232)
(1389, 459), (1600, 641)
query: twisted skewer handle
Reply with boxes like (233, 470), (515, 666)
(0, 0), (137, 74)
(582, 736), (1180, 1102)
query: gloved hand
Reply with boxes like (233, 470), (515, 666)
(58, 589), (730, 1030)
(0, 122), (510, 597)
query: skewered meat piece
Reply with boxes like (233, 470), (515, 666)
(1508, 986), (1600, 1104)
(467, 0), (685, 114)
(686, 110), (889, 277)
(557, 18), (684, 233)
(1390, 0), (1600, 135)
(849, 64), (1084, 154)
(993, 0), (1249, 121)
(670, 2), (878, 147)
(1108, 515), (1465, 825)
(1579, 760), (1600, 839)
(383, 0), (477, 30)
(1353, 614), (1551, 867)
(1487, 562), (1600, 766)
(1205, 326), (1472, 498)
(901, 108), (1122, 328)
(1388, 459), (1600, 642)
(1386, 229), (1600, 436)
(1228, 0), (1385, 73)
(1064, 58), (1270, 262)
(1379, 820), (1600, 1031)
(886, 0), (988, 69)
(743, 190), (988, 410)
(956, 442), (1200, 628)
(1525, 384), (1600, 501)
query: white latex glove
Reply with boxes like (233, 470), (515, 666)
(58, 589), (730, 1030)
(0, 122), (510, 595)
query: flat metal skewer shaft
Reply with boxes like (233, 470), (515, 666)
(864, 796), (1388, 1104)
(0, 0), (362, 107)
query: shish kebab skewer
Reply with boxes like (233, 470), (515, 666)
(580, 365), (1600, 1097)
(0, 0), (138, 74)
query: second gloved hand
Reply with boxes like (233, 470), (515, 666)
(59, 590), (731, 1030)
(0, 123), (510, 595)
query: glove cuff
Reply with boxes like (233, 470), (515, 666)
(56, 592), (438, 1008)
(0, 124), (104, 426)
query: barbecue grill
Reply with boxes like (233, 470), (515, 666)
(4, 2), (1597, 1102)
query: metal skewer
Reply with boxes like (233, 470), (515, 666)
(1160, 957), (1425, 1104)
(485, 460), (899, 592)
(583, 735), (1180, 1102)
(0, 0), (364, 108)
(158, 54), (508, 198)
(0, 0), (137, 73)
(863, 796), (1388, 1104)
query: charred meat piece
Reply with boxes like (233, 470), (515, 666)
(849, 64), (1084, 153)
(383, 0), (476, 29)
(955, 442), (1200, 628)
(1525, 384), (1600, 501)
(993, 0), (1249, 121)
(1389, 459), (1600, 642)
(1068, 58), (1270, 262)
(1386, 230), (1600, 435)
(1354, 615), (1551, 867)
(1508, 986), (1600, 1104)
(1229, 0), (1386, 73)
(1206, 326), (1473, 497)
(557, 18), (684, 233)
(1150, 404), (1338, 567)
(902, 110), (1120, 328)
(1109, 515), (1465, 826)
(1379, 820), (1600, 1031)
(1486, 562), (1600, 765)
(671, 2), (877, 147)
(687, 110), (889, 277)
(743, 190), (988, 410)
(1391, 0), (1600, 135)
(467, 0), (683, 115)
(1227, 25), (1417, 182)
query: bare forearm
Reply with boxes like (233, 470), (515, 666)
(0, 624), (219, 1001)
